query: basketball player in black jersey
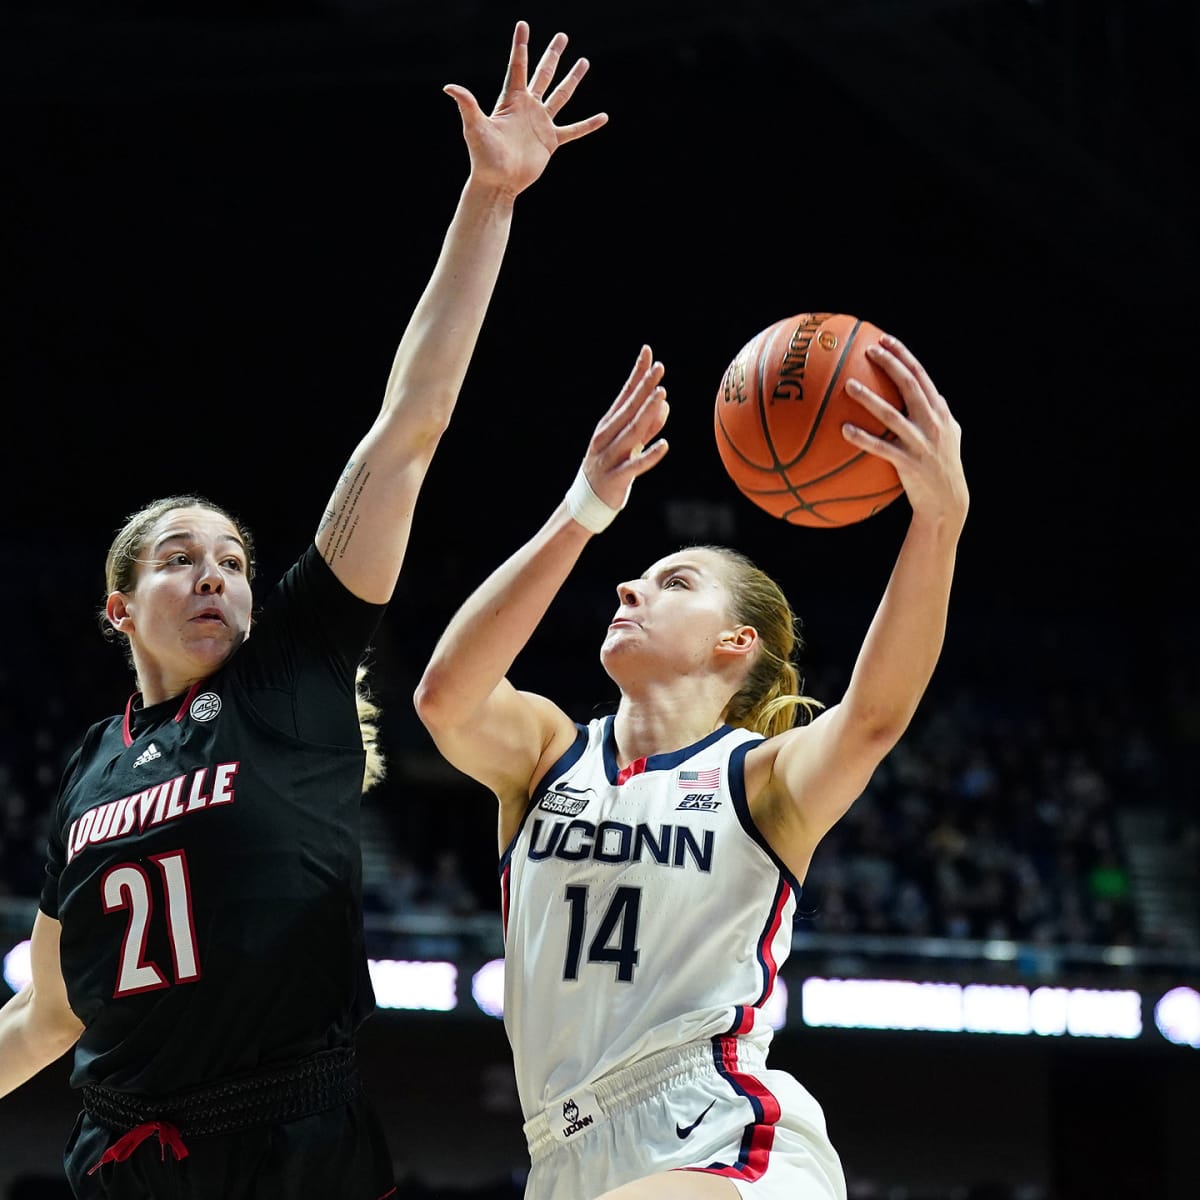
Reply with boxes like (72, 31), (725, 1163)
(0, 20), (607, 1199)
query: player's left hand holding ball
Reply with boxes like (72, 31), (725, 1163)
(842, 335), (969, 530)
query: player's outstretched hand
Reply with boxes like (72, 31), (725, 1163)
(444, 19), (608, 197)
(579, 346), (670, 514)
(841, 334), (969, 531)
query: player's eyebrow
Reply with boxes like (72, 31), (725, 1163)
(151, 530), (247, 555)
(644, 561), (705, 583)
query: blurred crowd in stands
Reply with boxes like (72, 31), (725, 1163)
(3, 560), (1198, 964)
(801, 685), (1149, 948)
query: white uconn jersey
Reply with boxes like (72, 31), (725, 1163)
(500, 716), (803, 1121)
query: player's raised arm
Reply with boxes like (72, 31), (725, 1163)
(414, 347), (669, 822)
(751, 334), (969, 867)
(315, 20), (608, 603)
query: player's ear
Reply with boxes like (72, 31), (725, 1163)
(106, 591), (134, 635)
(715, 625), (757, 659)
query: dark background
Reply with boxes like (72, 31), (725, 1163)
(2, 2), (1199, 1198)
(6, 0), (1198, 621)
(5, 0), (1198, 891)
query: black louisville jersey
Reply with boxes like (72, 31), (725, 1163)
(39, 544), (386, 1094)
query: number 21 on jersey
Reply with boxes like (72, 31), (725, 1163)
(101, 849), (200, 997)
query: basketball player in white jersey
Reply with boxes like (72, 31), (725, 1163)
(414, 335), (968, 1199)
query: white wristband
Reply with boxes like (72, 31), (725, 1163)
(565, 465), (621, 534)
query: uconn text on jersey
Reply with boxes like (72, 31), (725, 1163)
(527, 815), (714, 871)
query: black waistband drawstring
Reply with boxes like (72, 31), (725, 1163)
(82, 1046), (360, 1174)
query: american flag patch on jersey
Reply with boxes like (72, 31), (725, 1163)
(677, 768), (720, 790)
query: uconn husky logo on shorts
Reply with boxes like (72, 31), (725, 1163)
(560, 1096), (594, 1138)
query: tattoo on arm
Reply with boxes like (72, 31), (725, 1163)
(320, 459), (372, 565)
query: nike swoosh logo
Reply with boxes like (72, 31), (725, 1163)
(675, 1098), (716, 1139)
(555, 784), (595, 796)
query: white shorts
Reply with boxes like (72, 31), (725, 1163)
(521, 1036), (847, 1200)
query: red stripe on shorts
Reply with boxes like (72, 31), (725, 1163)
(682, 1034), (781, 1181)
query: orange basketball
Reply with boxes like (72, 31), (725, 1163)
(714, 312), (905, 527)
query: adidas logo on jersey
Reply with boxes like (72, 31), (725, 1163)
(133, 742), (162, 769)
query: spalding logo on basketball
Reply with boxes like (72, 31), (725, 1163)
(714, 312), (904, 527)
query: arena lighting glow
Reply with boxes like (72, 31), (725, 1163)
(0, 937), (1189, 1043)
(468, 959), (789, 1029)
(3, 939), (32, 993)
(1154, 986), (1200, 1048)
(367, 958), (457, 1011)
(472, 957), (506, 1018)
(800, 977), (1143, 1040)
(761, 977), (789, 1031)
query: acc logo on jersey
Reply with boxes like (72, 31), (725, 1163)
(189, 692), (222, 722)
(538, 784), (594, 817)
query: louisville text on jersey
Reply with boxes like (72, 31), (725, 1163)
(65, 763), (239, 863)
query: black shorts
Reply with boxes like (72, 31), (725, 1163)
(62, 1051), (396, 1200)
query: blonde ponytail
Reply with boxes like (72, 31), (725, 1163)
(701, 546), (825, 738)
(356, 662), (387, 794)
